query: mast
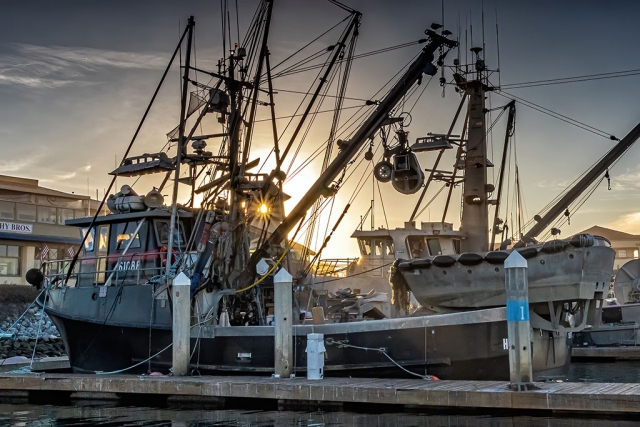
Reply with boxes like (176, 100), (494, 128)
(517, 121), (640, 246)
(460, 78), (490, 252)
(166, 16), (195, 279)
(249, 30), (457, 267)
(490, 100), (515, 249)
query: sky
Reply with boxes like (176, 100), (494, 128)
(2, 1), (640, 257)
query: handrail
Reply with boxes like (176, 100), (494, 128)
(43, 250), (198, 288)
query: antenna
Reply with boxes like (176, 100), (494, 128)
(465, 14), (468, 73)
(495, 5), (501, 88)
(481, 0), (486, 58)
(470, 12), (473, 51)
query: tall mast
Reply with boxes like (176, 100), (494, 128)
(460, 77), (489, 252)
(249, 30), (457, 267)
(165, 16), (195, 279)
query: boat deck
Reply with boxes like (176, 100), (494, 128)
(1, 373), (640, 414)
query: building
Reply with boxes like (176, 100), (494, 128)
(577, 225), (640, 271)
(0, 175), (104, 285)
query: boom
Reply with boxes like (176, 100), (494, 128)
(248, 30), (457, 267)
(517, 121), (640, 245)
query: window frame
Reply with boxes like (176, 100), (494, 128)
(0, 245), (20, 276)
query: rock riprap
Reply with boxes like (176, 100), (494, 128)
(0, 302), (66, 359)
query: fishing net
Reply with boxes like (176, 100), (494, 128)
(389, 259), (411, 312)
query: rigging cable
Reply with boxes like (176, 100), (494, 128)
(501, 68), (640, 90)
(495, 91), (617, 141)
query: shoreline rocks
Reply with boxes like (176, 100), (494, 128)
(0, 302), (66, 359)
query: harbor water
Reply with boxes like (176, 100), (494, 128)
(2, 361), (640, 426)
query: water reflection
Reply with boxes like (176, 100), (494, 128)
(0, 403), (638, 427)
(568, 360), (640, 383)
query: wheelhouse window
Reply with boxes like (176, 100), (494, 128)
(98, 226), (109, 253)
(358, 238), (372, 256)
(427, 238), (442, 256)
(154, 220), (187, 247)
(115, 221), (142, 251)
(0, 245), (20, 276)
(386, 240), (395, 256)
(82, 227), (95, 252)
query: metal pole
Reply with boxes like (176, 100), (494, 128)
(166, 16), (195, 279)
(172, 271), (191, 376)
(504, 250), (533, 390)
(273, 267), (293, 377)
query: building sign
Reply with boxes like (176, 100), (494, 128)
(0, 221), (33, 234)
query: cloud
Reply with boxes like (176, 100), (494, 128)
(608, 212), (640, 234)
(56, 172), (77, 180)
(609, 166), (640, 192)
(0, 43), (169, 89)
(0, 159), (33, 173)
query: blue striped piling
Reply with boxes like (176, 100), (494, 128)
(504, 250), (533, 390)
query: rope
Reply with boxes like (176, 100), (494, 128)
(29, 285), (50, 369)
(96, 344), (172, 375)
(0, 288), (46, 370)
(314, 262), (394, 285)
(326, 340), (436, 380)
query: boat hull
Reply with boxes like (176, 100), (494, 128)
(43, 285), (569, 380)
(397, 243), (614, 310)
(573, 303), (640, 347)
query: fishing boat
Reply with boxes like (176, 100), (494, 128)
(573, 258), (640, 347)
(26, 0), (637, 380)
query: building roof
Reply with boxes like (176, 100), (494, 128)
(576, 225), (640, 241)
(0, 174), (90, 200)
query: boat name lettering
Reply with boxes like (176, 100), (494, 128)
(117, 260), (140, 271)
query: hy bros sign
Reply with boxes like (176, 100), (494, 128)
(0, 221), (33, 234)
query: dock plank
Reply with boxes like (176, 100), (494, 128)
(1, 373), (640, 414)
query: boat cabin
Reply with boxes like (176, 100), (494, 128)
(51, 210), (196, 287)
(352, 221), (465, 261)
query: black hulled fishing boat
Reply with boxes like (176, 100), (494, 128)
(27, 0), (634, 380)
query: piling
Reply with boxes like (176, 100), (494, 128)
(273, 267), (293, 378)
(504, 250), (533, 390)
(172, 272), (191, 376)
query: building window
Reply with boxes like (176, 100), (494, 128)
(58, 208), (75, 225)
(37, 206), (57, 224)
(619, 249), (627, 258)
(0, 245), (20, 276)
(635, 249), (639, 259)
(16, 203), (36, 222)
(0, 201), (15, 220)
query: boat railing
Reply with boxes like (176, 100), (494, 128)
(313, 258), (358, 277)
(42, 250), (198, 288)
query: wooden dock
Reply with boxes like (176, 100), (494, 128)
(572, 346), (640, 360)
(1, 373), (640, 414)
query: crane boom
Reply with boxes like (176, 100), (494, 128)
(248, 30), (457, 267)
(517, 121), (640, 246)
